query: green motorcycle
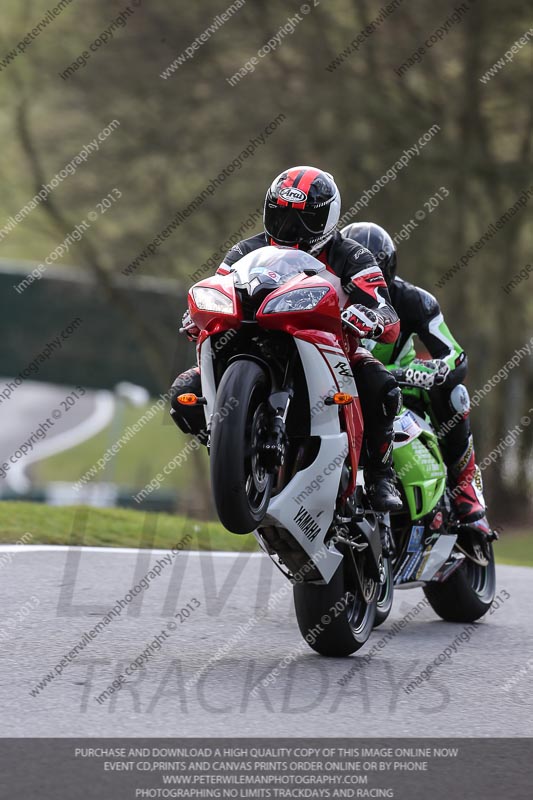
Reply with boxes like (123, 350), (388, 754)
(375, 384), (496, 628)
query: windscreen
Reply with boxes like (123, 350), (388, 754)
(232, 246), (325, 287)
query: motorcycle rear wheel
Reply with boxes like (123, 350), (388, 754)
(374, 556), (394, 627)
(210, 360), (274, 534)
(423, 541), (496, 622)
(293, 558), (377, 657)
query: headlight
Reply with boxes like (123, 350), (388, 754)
(262, 287), (330, 314)
(191, 287), (234, 314)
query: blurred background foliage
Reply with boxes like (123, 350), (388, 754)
(0, 0), (532, 518)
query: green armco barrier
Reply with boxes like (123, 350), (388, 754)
(0, 261), (193, 396)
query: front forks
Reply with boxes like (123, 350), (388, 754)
(257, 390), (292, 471)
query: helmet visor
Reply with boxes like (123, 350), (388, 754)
(265, 203), (331, 245)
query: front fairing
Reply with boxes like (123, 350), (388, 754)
(189, 245), (340, 335)
(188, 274), (241, 334)
(256, 273), (342, 337)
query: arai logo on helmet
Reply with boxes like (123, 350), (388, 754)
(279, 187), (308, 203)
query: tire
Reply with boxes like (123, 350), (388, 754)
(423, 543), (496, 623)
(210, 360), (274, 534)
(374, 557), (394, 627)
(293, 561), (376, 657)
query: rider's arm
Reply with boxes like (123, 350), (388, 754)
(344, 249), (400, 344)
(216, 244), (242, 275)
(216, 233), (268, 275)
(413, 288), (467, 377)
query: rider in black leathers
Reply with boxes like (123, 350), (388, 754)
(342, 221), (490, 534)
(171, 167), (404, 511)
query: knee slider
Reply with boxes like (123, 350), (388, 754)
(382, 385), (402, 421)
(169, 367), (201, 412)
(169, 405), (196, 435)
(170, 387), (186, 414)
(450, 384), (470, 416)
(168, 368), (203, 435)
(169, 387), (181, 413)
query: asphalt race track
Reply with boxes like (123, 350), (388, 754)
(1, 547), (531, 737)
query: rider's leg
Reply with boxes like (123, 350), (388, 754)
(351, 350), (403, 512)
(169, 366), (208, 442)
(429, 383), (488, 528)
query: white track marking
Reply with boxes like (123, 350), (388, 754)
(0, 545), (262, 556)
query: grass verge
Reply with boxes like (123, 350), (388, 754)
(0, 501), (258, 551)
(0, 501), (530, 564)
(492, 528), (533, 567)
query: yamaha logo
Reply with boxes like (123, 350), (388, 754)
(279, 187), (307, 203)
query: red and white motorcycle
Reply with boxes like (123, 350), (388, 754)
(180, 246), (390, 655)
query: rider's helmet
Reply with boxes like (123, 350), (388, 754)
(341, 221), (397, 287)
(264, 166), (341, 255)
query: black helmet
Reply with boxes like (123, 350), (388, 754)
(264, 166), (341, 255)
(341, 221), (397, 286)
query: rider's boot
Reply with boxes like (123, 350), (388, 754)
(364, 427), (403, 513)
(448, 435), (490, 533)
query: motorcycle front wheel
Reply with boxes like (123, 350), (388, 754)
(210, 360), (274, 534)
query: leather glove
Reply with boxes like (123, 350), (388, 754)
(179, 310), (200, 342)
(392, 358), (450, 389)
(341, 304), (384, 339)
